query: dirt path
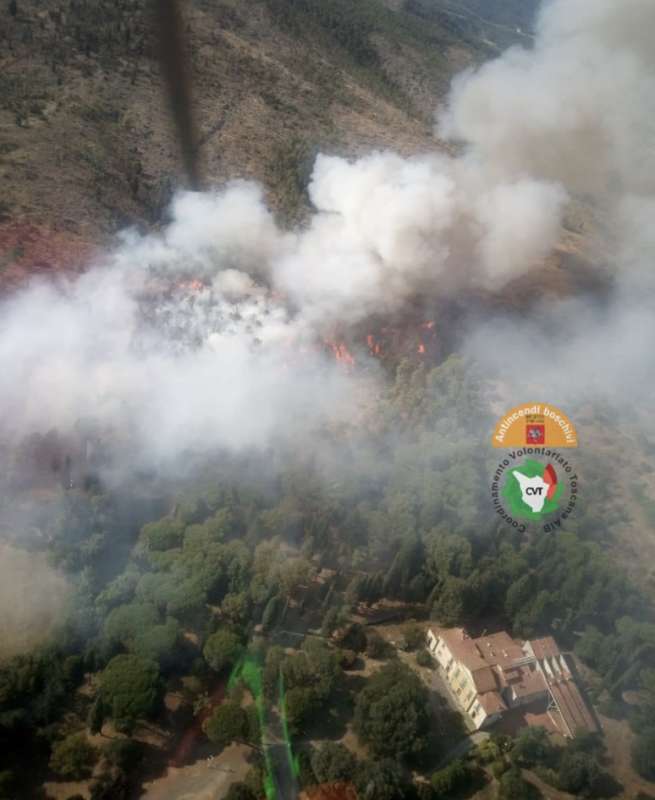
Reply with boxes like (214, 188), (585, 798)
(140, 743), (251, 800)
(599, 714), (655, 799)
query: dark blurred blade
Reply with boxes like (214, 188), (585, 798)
(155, 0), (201, 190)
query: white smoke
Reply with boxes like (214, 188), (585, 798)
(438, 0), (655, 407)
(275, 152), (567, 320)
(1, 0), (654, 469)
(439, 0), (655, 197)
(0, 545), (70, 658)
(0, 253), (356, 469)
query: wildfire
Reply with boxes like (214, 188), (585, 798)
(417, 320), (436, 356)
(325, 340), (356, 367)
(177, 278), (205, 293)
(324, 319), (437, 368)
(367, 334), (382, 357)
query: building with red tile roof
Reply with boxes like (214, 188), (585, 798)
(426, 627), (598, 737)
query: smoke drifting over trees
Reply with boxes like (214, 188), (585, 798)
(1, 0), (654, 468)
(0, 545), (69, 659)
(4, 5), (655, 797)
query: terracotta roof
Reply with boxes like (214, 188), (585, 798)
(474, 632), (525, 667)
(548, 678), (598, 735)
(436, 627), (526, 672)
(432, 627), (596, 737)
(530, 636), (561, 660)
(438, 628), (488, 671)
(478, 691), (507, 715)
(505, 665), (548, 699)
(471, 666), (500, 694)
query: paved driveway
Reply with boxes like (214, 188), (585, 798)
(434, 730), (491, 770)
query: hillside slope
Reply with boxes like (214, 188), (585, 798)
(0, 0), (600, 309)
(0, 0), (493, 260)
(439, 0), (541, 31)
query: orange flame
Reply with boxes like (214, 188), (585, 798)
(325, 340), (355, 367)
(367, 334), (382, 356)
(178, 278), (205, 292)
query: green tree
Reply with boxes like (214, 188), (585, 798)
(104, 737), (144, 772)
(335, 623), (367, 653)
(135, 572), (176, 612)
(221, 592), (251, 628)
(322, 606), (341, 637)
(425, 532), (473, 582)
(298, 639), (342, 696)
(345, 574), (368, 607)
(405, 624), (425, 651)
(204, 702), (250, 750)
(557, 751), (600, 795)
(383, 535), (423, 598)
(497, 767), (542, 800)
(514, 590), (556, 638)
(225, 784), (257, 800)
(141, 518), (185, 551)
(416, 783), (436, 800)
(133, 618), (182, 670)
(95, 569), (140, 614)
(243, 762), (267, 798)
(203, 629), (242, 673)
(631, 729), (655, 782)
(166, 576), (209, 624)
(366, 631), (391, 660)
(355, 758), (409, 800)
(100, 654), (162, 729)
(431, 758), (475, 797)
(511, 727), (557, 768)
(431, 576), (469, 625)
(88, 696), (106, 735)
(278, 556), (316, 600)
(176, 496), (208, 526)
(574, 626), (606, 668)
(49, 733), (97, 779)
(416, 649), (434, 668)
(354, 661), (431, 761)
(90, 770), (129, 800)
(261, 595), (281, 631)
(311, 742), (357, 784)
(103, 602), (160, 649)
(505, 574), (534, 621)
(284, 686), (319, 735)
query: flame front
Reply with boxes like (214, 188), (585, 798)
(367, 334), (382, 357)
(327, 341), (355, 367)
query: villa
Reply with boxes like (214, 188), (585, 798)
(427, 627), (598, 738)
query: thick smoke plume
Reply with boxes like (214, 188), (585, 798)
(0, 545), (70, 658)
(1, 0), (654, 475)
(441, 0), (655, 406)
